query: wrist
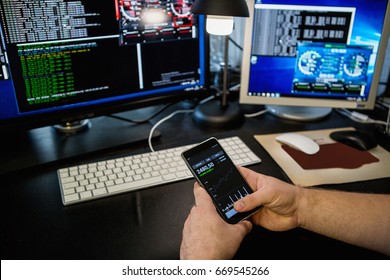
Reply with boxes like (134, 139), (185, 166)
(296, 186), (308, 229)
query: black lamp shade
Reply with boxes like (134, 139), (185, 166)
(191, 0), (249, 17)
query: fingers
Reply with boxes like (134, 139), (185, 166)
(237, 166), (255, 177)
(193, 182), (214, 209)
(237, 219), (253, 235)
(193, 181), (255, 233)
(237, 166), (266, 191)
(237, 166), (258, 187)
(235, 168), (274, 212)
(235, 167), (267, 212)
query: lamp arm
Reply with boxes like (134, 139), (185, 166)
(221, 35), (229, 108)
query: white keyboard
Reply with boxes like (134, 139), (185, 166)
(57, 136), (261, 206)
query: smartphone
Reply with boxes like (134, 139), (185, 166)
(181, 137), (261, 224)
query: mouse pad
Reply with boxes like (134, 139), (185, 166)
(282, 143), (379, 169)
(254, 127), (390, 187)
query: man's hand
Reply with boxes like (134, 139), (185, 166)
(180, 182), (252, 260)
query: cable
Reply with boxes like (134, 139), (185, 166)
(335, 108), (388, 126)
(386, 107), (390, 136)
(374, 96), (390, 136)
(107, 103), (174, 124)
(199, 94), (216, 104)
(244, 108), (269, 118)
(199, 83), (269, 118)
(376, 95), (390, 109)
(229, 37), (243, 51)
(148, 109), (194, 152)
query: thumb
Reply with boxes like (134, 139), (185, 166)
(234, 192), (262, 213)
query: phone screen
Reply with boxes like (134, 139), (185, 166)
(182, 137), (260, 224)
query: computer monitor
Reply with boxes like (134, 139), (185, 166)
(0, 0), (208, 132)
(240, 0), (390, 120)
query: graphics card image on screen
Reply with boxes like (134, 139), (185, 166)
(292, 43), (373, 96)
(117, 0), (195, 45)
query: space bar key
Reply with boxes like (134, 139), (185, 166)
(107, 176), (164, 193)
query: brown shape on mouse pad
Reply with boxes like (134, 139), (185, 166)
(282, 142), (379, 169)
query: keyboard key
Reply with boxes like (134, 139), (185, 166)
(64, 193), (79, 203)
(107, 176), (164, 194)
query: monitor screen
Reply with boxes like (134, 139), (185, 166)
(240, 0), (390, 120)
(0, 0), (208, 130)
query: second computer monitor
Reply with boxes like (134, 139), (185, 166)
(239, 0), (390, 120)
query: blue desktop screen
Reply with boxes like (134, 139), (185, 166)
(247, 0), (389, 102)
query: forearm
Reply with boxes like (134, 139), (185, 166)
(299, 188), (390, 255)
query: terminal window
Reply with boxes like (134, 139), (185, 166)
(0, 0), (201, 113)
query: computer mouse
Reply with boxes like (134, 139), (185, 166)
(275, 132), (320, 155)
(329, 130), (377, 151)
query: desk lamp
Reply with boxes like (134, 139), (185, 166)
(191, 0), (249, 127)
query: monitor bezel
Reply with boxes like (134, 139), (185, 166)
(0, 82), (210, 131)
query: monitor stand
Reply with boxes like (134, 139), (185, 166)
(266, 105), (332, 121)
(53, 119), (91, 134)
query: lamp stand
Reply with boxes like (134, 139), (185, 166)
(193, 35), (244, 127)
